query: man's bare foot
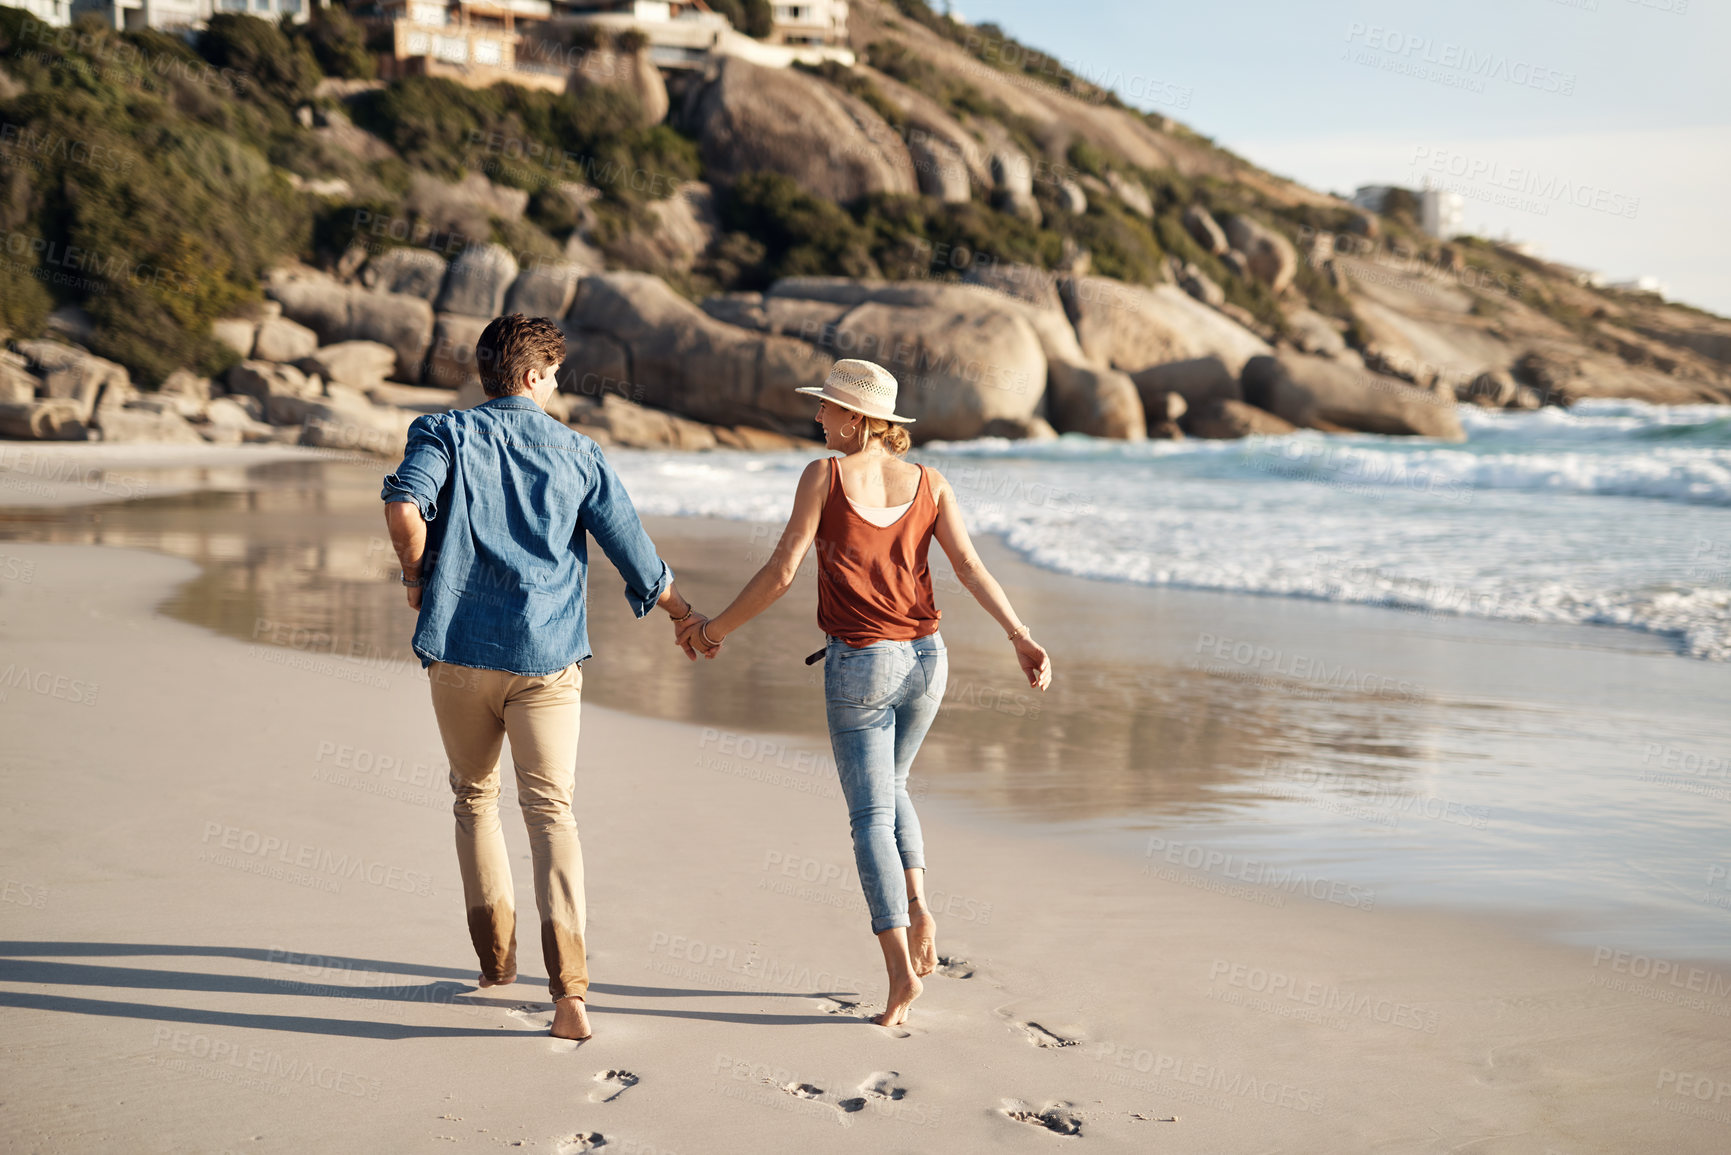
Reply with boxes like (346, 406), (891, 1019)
(552, 996), (592, 1040)
(477, 972), (516, 988)
(876, 972), (922, 1027)
(909, 900), (937, 977)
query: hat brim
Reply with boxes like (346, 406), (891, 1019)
(794, 386), (916, 424)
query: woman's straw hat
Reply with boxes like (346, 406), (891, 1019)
(794, 359), (915, 424)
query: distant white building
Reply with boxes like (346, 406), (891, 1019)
(72, 0), (308, 30)
(1606, 274), (1667, 297)
(1351, 183), (1464, 240)
(768, 1), (846, 47)
(556, 0), (851, 69)
(17, 0), (74, 25)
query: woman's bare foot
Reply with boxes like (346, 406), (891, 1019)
(477, 972), (516, 988)
(551, 996), (592, 1040)
(877, 972), (923, 1027)
(909, 899), (937, 977)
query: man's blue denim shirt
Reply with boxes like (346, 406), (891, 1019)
(380, 395), (671, 676)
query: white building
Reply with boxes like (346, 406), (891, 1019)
(769, 1), (846, 47)
(557, 0), (851, 69)
(17, 0), (74, 26)
(1351, 183), (1463, 240)
(71, 0), (310, 30)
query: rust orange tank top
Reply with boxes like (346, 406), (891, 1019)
(815, 457), (942, 647)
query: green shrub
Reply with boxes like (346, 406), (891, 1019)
(718, 171), (877, 287)
(299, 7), (375, 81)
(198, 13), (321, 112)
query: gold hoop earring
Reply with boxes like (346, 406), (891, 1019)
(840, 422), (858, 442)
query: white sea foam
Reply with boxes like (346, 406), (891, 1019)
(608, 401), (1731, 661)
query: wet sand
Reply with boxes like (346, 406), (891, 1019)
(2, 451), (1730, 1151)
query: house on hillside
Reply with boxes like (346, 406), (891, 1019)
(17, 0), (73, 26)
(767, 1), (847, 47)
(553, 0), (851, 69)
(1352, 184), (1463, 241)
(363, 0), (564, 91)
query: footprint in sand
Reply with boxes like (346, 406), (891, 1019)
(555, 1133), (606, 1153)
(591, 1070), (638, 1103)
(1002, 1099), (1084, 1137)
(934, 955), (978, 979)
(858, 1071), (907, 1101)
(1012, 1020), (1079, 1048)
(817, 996), (864, 1015)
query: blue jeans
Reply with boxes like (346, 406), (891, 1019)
(823, 632), (948, 934)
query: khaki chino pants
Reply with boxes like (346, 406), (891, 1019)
(428, 660), (587, 1001)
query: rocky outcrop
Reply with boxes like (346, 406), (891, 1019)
(1242, 353), (1465, 440)
(1223, 215), (1298, 294)
(364, 248), (448, 301)
(0, 398), (86, 440)
(504, 261), (585, 318)
(1060, 278), (1271, 375)
(686, 56), (917, 202)
(1182, 205), (1229, 255)
(1107, 171), (1153, 218)
(436, 243), (520, 318)
(267, 271), (435, 383)
(989, 146), (1041, 225)
(565, 272), (834, 437)
(295, 341), (398, 393)
(567, 39), (669, 127)
(909, 133), (971, 203)
(1047, 361), (1146, 440)
(426, 314), (492, 391)
(252, 316), (319, 363)
(13, 340), (130, 420)
(1132, 355), (1241, 413)
(1175, 262), (1225, 308)
(1186, 398), (1298, 439)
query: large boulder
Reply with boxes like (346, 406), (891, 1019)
(268, 272), (434, 383)
(436, 243), (520, 318)
(1060, 278), (1271, 374)
(1047, 362), (1146, 440)
(426, 314), (493, 391)
(1182, 205), (1229, 255)
(1132, 355), (1241, 413)
(1222, 215), (1298, 294)
(565, 272), (833, 437)
(363, 248), (448, 301)
(686, 56), (917, 202)
(296, 341), (398, 392)
(211, 317), (259, 358)
(251, 316), (319, 363)
(1241, 354), (1465, 440)
(13, 340), (129, 420)
(567, 39), (669, 127)
(226, 361), (323, 404)
(92, 405), (205, 444)
(989, 146), (1041, 225)
(908, 133), (970, 203)
(0, 355), (35, 405)
(504, 261), (584, 318)
(0, 398), (86, 440)
(1107, 171), (1153, 218)
(1186, 398), (1298, 440)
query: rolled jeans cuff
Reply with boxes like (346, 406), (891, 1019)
(871, 912), (911, 934)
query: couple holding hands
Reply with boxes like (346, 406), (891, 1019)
(382, 314), (1051, 1039)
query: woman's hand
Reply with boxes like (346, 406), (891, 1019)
(1014, 634), (1051, 691)
(678, 614), (725, 660)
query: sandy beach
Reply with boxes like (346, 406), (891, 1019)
(2, 518), (1729, 1152)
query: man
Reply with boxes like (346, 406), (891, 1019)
(380, 313), (703, 1041)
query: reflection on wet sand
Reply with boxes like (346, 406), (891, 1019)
(0, 460), (1457, 826)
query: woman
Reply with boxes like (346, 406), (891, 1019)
(678, 359), (1052, 1027)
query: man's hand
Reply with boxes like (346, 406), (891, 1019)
(407, 585), (423, 611)
(677, 614), (723, 660)
(673, 612), (703, 661)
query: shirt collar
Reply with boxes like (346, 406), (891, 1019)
(481, 395), (544, 412)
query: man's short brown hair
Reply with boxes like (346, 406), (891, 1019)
(476, 314), (567, 397)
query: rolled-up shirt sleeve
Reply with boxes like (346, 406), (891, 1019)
(579, 450), (672, 618)
(380, 415), (450, 522)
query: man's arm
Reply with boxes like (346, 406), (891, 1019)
(380, 414), (450, 613)
(385, 501), (428, 610)
(578, 450), (702, 658)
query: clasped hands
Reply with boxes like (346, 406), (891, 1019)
(672, 610), (725, 661)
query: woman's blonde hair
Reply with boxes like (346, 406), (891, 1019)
(860, 415), (911, 455)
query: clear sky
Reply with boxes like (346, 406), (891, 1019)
(960, 0), (1731, 317)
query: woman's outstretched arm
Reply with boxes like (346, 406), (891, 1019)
(680, 459), (831, 656)
(930, 470), (1053, 690)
